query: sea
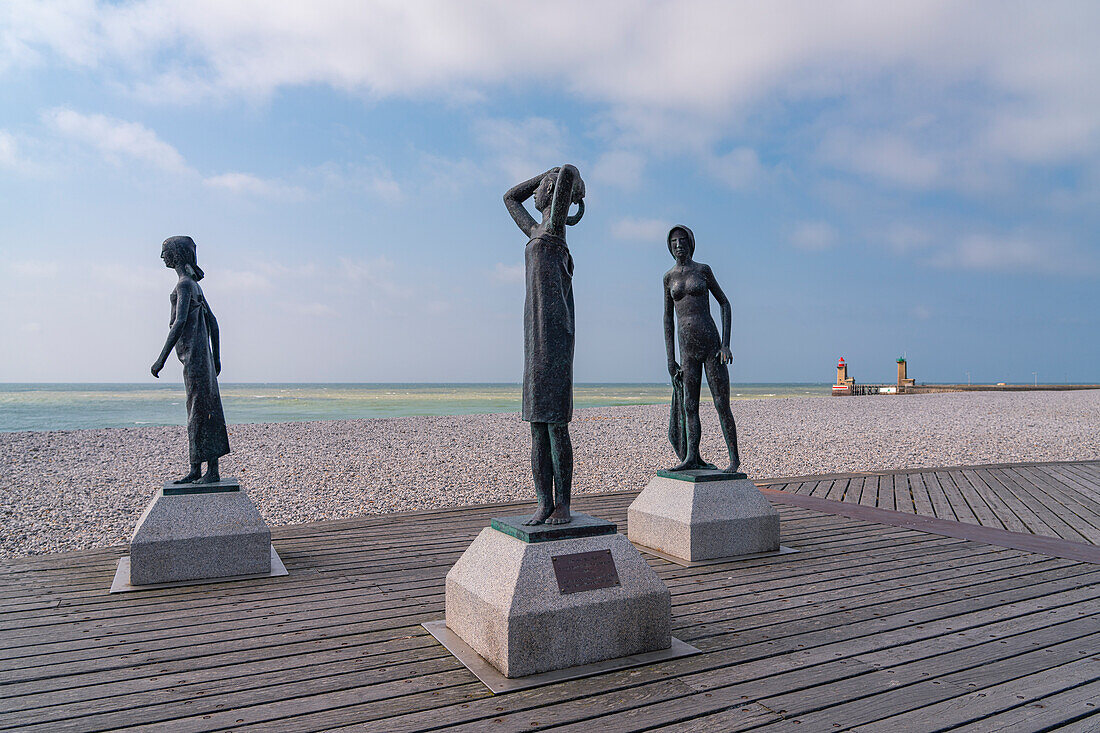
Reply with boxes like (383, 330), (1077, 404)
(0, 383), (829, 433)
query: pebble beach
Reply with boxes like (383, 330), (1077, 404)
(2, 389), (1098, 559)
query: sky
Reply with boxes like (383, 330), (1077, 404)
(1, 1), (1098, 385)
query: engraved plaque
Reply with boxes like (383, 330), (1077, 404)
(551, 549), (620, 595)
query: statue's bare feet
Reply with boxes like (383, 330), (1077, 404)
(725, 460), (741, 474)
(545, 504), (572, 525)
(523, 505), (554, 525)
(173, 470), (201, 484)
(195, 472), (221, 484)
(668, 456), (709, 472)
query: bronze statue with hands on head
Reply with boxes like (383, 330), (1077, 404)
(151, 236), (231, 484)
(504, 164), (586, 525)
(663, 225), (742, 474)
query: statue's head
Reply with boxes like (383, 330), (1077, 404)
(161, 235), (205, 280)
(667, 225), (695, 260)
(533, 168), (561, 213)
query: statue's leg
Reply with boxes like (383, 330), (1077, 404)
(545, 422), (573, 525)
(705, 355), (741, 473)
(173, 463), (202, 484)
(197, 457), (221, 484)
(669, 358), (707, 471)
(523, 422), (555, 525)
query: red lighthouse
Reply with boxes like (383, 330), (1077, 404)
(834, 357), (854, 394)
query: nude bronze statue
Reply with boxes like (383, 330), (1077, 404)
(663, 225), (741, 473)
(151, 236), (230, 484)
(504, 165), (585, 525)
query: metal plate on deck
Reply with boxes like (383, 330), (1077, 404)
(551, 549), (620, 594)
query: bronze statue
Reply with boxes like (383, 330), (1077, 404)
(663, 225), (741, 473)
(504, 165), (585, 525)
(151, 236), (230, 483)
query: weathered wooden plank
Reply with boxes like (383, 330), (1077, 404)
(757, 632), (1100, 732)
(943, 680), (1100, 733)
(860, 475), (880, 508)
(948, 470), (1004, 530)
(2, 462), (1098, 732)
(908, 471), (934, 518)
(1011, 467), (1100, 542)
(236, 567), (1099, 733)
(761, 489), (1100, 564)
(974, 468), (1061, 537)
(991, 467), (1094, 543)
(849, 656), (1100, 732)
(934, 470), (980, 525)
(921, 470), (958, 522)
(422, 606), (1100, 733)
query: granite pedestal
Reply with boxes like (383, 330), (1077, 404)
(125, 479), (273, 586)
(628, 470), (781, 563)
(441, 513), (673, 680)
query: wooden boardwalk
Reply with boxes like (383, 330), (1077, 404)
(0, 461), (1098, 732)
(762, 460), (1100, 545)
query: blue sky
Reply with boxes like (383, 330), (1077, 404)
(1, 2), (1098, 384)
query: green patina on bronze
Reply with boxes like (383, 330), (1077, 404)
(162, 479), (241, 496)
(490, 512), (616, 543)
(657, 469), (748, 483)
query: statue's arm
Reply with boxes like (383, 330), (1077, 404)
(204, 305), (222, 376)
(503, 171), (548, 237)
(152, 285), (191, 377)
(546, 164), (581, 236)
(663, 274), (679, 377)
(706, 265), (734, 362)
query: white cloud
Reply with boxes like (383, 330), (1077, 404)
(878, 225), (934, 255)
(204, 172), (305, 200)
(790, 222), (839, 251)
(5, 3), (1099, 187)
(820, 130), (942, 190)
(290, 302), (338, 318)
(473, 117), (566, 182)
(10, 260), (59, 277)
(44, 107), (191, 173)
(90, 262), (166, 292)
(590, 150), (645, 189)
(611, 217), (672, 243)
(0, 130), (18, 168)
(706, 147), (767, 190)
(491, 262), (524, 284)
(933, 233), (1048, 273)
(217, 269), (272, 291)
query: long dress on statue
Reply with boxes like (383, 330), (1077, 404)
(171, 279), (230, 464)
(522, 231), (575, 424)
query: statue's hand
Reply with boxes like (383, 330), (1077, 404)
(571, 173), (586, 203)
(214, 359), (221, 377)
(718, 347), (733, 365)
(668, 360), (681, 379)
(151, 359), (164, 378)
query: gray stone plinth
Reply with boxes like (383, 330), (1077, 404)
(129, 481), (271, 585)
(628, 475), (780, 562)
(445, 528), (671, 679)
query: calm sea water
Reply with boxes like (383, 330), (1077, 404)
(0, 383), (829, 432)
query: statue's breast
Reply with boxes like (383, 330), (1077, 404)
(671, 272), (708, 301)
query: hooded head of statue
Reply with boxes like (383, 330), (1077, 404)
(667, 225), (695, 261)
(161, 235), (205, 281)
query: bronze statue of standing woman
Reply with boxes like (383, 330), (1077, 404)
(151, 236), (230, 484)
(664, 225), (741, 473)
(504, 165), (585, 525)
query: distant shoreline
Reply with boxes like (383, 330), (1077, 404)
(0, 382), (830, 433)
